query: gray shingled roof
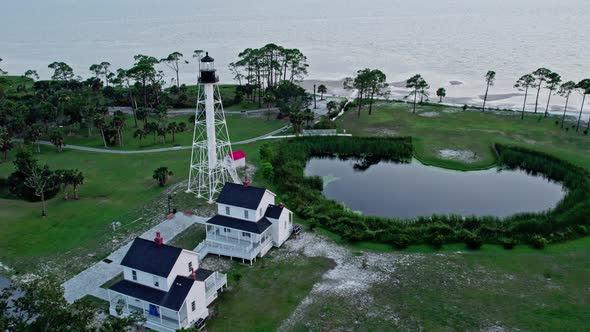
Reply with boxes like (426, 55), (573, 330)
(120, 238), (183, 277)
(109, 275), (195, 311)
(216, 183), (267, 209)
(206, 215), (272, 234)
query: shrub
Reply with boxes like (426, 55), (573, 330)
(501, 238), (516, 250)
(390, 234), (411, 250)
(530, 235), (548, 249)
(463, 232), (483, 250)
(584, 130), (588, 135)
(428, 234), (445, 249)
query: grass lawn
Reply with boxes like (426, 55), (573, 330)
(337, 102), (590, 171)
(0, 141), (264, 278)
(207, 252), (333, 332)
(52, 112), (286, 151)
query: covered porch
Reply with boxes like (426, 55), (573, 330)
(107, 291), (190, 332)
(195, 225), (273, 263)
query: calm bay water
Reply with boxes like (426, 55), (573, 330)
(304, 157), (565, 218)
(1, 0), (589, 110)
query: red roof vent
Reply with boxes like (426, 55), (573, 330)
(154, 232), (163, 246)
(243, 175), (251, 187)
(279, 202), (284, 208)
(229, 150), (246, 160)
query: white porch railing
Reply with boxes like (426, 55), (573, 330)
(195, 232), (272, 261)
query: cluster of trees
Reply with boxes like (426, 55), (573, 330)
(229, 44), (309, 108)
(344, 69), (389, 116)
(0, 49), (211, 159)
(512, 69), (590, 130)
(0, 278), (143, 331)
(7, 150), (84, 217)
(264, 136), (590, 250)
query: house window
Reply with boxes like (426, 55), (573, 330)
(153, 276), (159, 288)
(224, 227), (231, 233)
(225, 206), (230, 215)
(242, 232), (251, 238)
(191, 301), (196, 312)
(244, 210), (249, 219)
(132, 270), (137, 281)
(188, 261), (193, 273)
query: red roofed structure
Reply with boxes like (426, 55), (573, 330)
(228, 150), (246, 167)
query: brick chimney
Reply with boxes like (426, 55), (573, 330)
(154, 232), (163, 246)
(191, 268), (196, 280)
(243, 175), (250, 187)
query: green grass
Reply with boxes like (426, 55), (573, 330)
(52, 113), (286, 151)
(168, 223), (206, 250)
(338, 102), (590, 171)
(207, 252), (333, 332)
(0, 141), (265, 278)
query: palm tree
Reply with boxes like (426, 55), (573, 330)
(55, 169), (74, 200)
(93, 115), (108, 147)
(482, 71), (496, 111)
(49, 131), (65, 152)
(514, 74), (536, 120)
(71, 170), (84, 200)
(543, 72), (562, 118)
(0, 127), (14, 161)
(558, 81), (576, 129)
(436, 88), (446, 103)
(532, 68), (552, 114)
(575, 79), (590, 131)
(153, 167), (173, 186)
(133, 129), (147, 146)
(167, 122), (179, 142)
(317, 84), (327, 100)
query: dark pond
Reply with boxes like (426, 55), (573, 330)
(304, 157), (566, 219)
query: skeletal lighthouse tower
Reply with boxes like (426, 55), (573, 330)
(187, 53), (239, 203)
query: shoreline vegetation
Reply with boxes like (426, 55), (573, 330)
(263, 136), (590, 250)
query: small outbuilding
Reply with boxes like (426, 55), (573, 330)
(228, 150), (246, 168)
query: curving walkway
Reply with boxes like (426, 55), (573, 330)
(31, 125), (291, 155)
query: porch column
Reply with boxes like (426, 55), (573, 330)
(125, 295), (130, 314)
(177, 310), (181, 328)
(159, 307), (163, 324)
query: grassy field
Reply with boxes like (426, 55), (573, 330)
(0, 138), (264, 278)
(3, 98), (590, 330)
(338, 102), (590, 171)
(52, 112), (286, 151)
(207, 253), (333, 332)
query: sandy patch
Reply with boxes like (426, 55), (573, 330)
(439, 149), (481, 163)
(419, 111), (440, 117)
(478, 93), (523, 102)
(366, 128), (398, 136)
(279, 232), (420, 331)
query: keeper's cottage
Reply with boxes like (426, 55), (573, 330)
(195, 178), (294, 263)
(107, 233), (227, 332)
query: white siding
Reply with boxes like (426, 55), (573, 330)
(269, 208), (293, 247)
(185, 281), (208, 324)
(166, 250), (199, 289)
(255, 191), (276, 220)
(123, 267), (167, 291)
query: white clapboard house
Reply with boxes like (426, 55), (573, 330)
(195, 179), (293, 263)
(107, 233), (227, 332)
